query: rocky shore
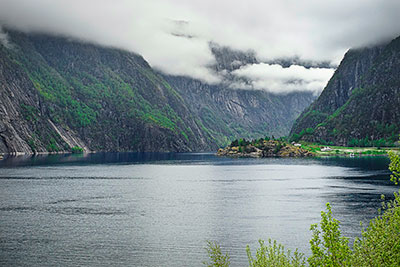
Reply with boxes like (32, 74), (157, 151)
(217, 140), (314, 158)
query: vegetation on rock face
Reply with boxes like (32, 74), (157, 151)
(71, 146), (84, 154)
(0, 29), (316, 154)
(290, 35), (400, 147)
(0, 29), (224, 153)
(206, 148), (400, 266)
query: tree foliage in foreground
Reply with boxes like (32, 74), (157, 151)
(205, 151), (400, 266)
(308, 203), (352, 266)
(389, 151), (400, 185)
(246, 239), (305, 267)
(203, 241), (230, 267)
(352, 193), (400, 266)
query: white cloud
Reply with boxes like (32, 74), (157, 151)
(0, 0), (221, 84)
(0, 0), (399, 92)
(232, 63), (335, 94)
(0, 26), (11, 48)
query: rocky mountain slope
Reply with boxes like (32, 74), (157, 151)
(290, 35), (400, 146)
(0, 30), (213, 153)
(164, 45), (316, 145)
(0, 29), (315, 154)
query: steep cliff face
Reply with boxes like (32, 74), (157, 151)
(0, 38), (88, 154)
(164, 45), (316, 145)
(290, 36), (400, 146)
(164, 75), (315, 145)
(0, 30), (214, 153)
(0, 30), (316, 154)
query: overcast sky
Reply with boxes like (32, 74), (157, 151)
(1, 0), (399, 94)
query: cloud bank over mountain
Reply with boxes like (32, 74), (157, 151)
(1, 0), (399, 93)
(231, 64), (335, 94)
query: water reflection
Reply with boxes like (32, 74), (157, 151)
(0, 152), (222, 168)
(0, 153), (397, 266)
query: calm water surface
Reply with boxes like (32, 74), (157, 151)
(0, 153), (397, 266)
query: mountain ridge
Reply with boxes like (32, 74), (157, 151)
(0, 30), (214, 153)
(290, 35), (400, 146)
(0, 29), (316, 154)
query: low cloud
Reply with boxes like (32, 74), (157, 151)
(0, 0), (399, 92)
(0, 26), (11, 48)
(231, 64), (335, 94)
(0, 0), (221, 84)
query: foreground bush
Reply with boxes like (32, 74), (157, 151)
(352, 192), (400, 266)
(246, 239), (305, 267)
(308, 203), (352, 266)
(204, 241), (230, 267)
(389, 151), (400, 185)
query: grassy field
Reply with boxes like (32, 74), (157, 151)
(299, 142), (400, 156)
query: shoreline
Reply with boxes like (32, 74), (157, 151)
(1, 145), (398, 159)
(217, 140), (400, 159)
(0, 150), (217, 159)
(216, 152), (391, 158)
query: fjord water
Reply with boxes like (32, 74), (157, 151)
(0, 153), (397, 266)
